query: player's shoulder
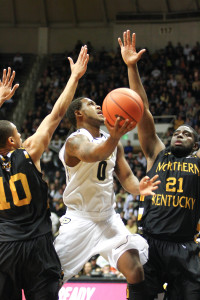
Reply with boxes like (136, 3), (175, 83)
(68, 128), (93, 141)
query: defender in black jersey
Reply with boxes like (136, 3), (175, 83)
(0, 48), (89, 300)
(119, 30), (200, 300)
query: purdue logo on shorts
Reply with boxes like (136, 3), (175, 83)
(61, 217), (71, 225)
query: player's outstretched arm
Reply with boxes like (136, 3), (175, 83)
(114, 143), (160, 195)
(118, 30), (164, 168)
(23, 46), (89, 167)
(0, 67), (19, 108)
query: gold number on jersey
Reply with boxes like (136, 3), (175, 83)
(0, 177), (11, 209)
(0, 173), (32, 210)
(166, 177), (183, 193)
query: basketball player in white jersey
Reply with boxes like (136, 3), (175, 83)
(54, 97), (160, 300)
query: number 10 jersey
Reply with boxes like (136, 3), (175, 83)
(0, 148), (51, 241)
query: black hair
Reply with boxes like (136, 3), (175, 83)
(66, 97), (85, 128)
(0, 120), (14, 148)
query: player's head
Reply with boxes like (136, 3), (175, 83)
(0, 120), (22, 150)
(170, 124), (199, 157)
(66, 97), (104, 128)
(66, 97), (84, 128)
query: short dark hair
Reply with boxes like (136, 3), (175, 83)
(66, 97), (85, 128)
(0, 120), (14, 148)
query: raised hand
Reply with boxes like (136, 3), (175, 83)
(118, 30), (146, 66)
(68, 45), (89, 80)
(139, 174), (161, 196)
(0, 67), (19, 107)
(105, 117), (135, 140)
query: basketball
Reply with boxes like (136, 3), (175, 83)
(102, 88), (144, 128)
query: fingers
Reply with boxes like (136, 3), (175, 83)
(118, 37), (123, 48)
(2, 69), (7, 84)
(138, 48), (146, 59)
(84, 53), (89, 66)
(68, 57), (74, 69)
(8, 70), (16, 87)
(1, 67), (16, 86)
(5, 67), (11, 85)
(78, 45), (88, 62)
(123, 31), (127, 47)
(150, 174), (159, 182)
(11, 83), (19, 94)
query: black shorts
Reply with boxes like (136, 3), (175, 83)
(0, 232), (62, 300)
(143, 234), (200, 300)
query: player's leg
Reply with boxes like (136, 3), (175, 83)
(166, 278), (200, 300)
(0, 272), (22, 300)
(54, 213), (101, 282)
(166, 241), (200, 300)
(0, 241), (23, 300)
(98, 213), (150, 300)
(117, 248), (148, 300)
(23, 233), (62, 300)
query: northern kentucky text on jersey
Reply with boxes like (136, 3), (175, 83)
(156, 160), (200, 175)
(151, 194), (196, 210)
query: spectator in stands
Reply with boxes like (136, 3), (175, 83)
(126, 216), (138, 234)
(41, 146), (54, 174)
(173, 113), (185, 130)
(102, 264), (116, 278)
(184, 91), (196, 107)
(13, 52), (23, 71)
(124, 139), (134, 155)
(136, 151), (147, 170)
(51, 134), (63, 152)
(89, 256), (101, 271)
(80, 262), (92, 278)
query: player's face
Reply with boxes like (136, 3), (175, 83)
(170, 126), (196, 157)
(80, 98), (104, 124)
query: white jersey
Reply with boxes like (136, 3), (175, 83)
(59, 128), (117, 214)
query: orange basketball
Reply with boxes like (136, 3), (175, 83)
(102, 88), (144, 128)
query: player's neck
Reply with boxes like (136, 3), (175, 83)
(0, 146), (13, 156)
(80, 124), (101, 138)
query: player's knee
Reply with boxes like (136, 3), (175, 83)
(126, 262), (144, 284)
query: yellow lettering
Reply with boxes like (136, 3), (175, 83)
(173, 162), (178, 170)
(182, 163), (188, 172)
(156, 194), (161, 206)
(177, 162), (182, 171)
(188, 163), (194, 174)
(152, 195), (156, 205)
(156, 162), (165, 172)
(173, 195), (179, 207)
(167, 161), (173, 171)
(191, 198), (196, 209)
(185, 197), (191, 209)
(168, 195), (172, 206)
(194, 165), (200, 176)
(161, 194), (167, 206)
(179, 196), (185, 208)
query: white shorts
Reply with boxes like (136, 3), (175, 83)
(54, 210), (148, 282)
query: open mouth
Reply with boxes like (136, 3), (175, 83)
(175, 141), (183, 145)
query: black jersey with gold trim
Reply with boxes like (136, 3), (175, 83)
(0, 148), (51, 241)
(138, 148), (200, 242)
